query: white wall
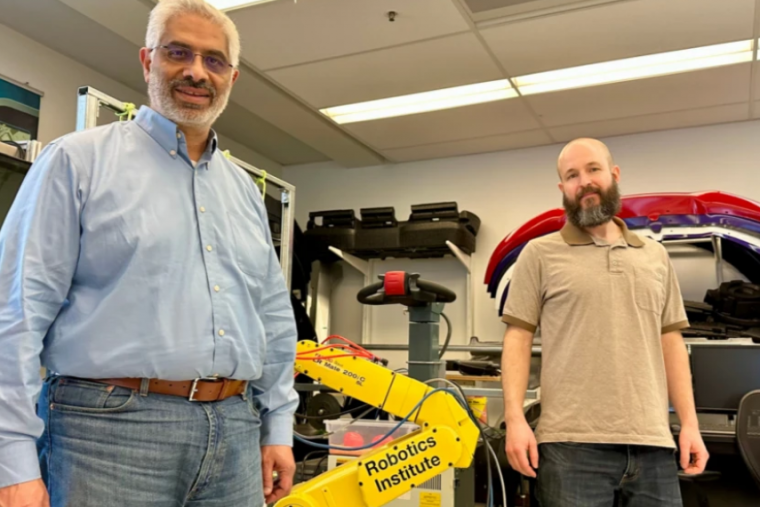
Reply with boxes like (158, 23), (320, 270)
(0, 24), (281, 176)
(284, 120), (760, 366)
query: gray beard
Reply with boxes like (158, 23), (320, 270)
(563, 180), (622, 229)
(571, 205), (610, 228)
(147, 67), (231, 129)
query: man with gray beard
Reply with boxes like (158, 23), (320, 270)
(500, 138), (708, 506)
(0, 1), (297, 506)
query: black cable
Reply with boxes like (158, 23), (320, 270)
(443, 380), (495, 507)
(461, 394), (492, 506)
(312, 454), (330, 479)
(294, 403), (370, 420)
(438, 311), (452, 359)
(425, 379), (493, 507)
(298, 450), (327, 483)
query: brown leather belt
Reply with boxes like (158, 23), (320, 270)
(95, 377), (247, 402)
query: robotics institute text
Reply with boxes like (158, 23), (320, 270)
(363, 437), (441, 493)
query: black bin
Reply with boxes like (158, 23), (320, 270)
(354, 207), (401, 259)
(304, 209), (360, 262)
(399, 202), (480, 257)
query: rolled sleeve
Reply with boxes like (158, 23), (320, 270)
(501, 241), (542, 333)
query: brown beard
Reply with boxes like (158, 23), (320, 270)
(563, 179), (622, 229)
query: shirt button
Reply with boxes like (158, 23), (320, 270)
(206, 245), (213, 252)
(200, 206), (206, 213)
(218, 329), (225, 336)
(176, 133), (181, 139)
(169, 150), (177, 156)
(214, 285), (220, 292)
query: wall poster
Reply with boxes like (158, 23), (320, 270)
(0, 76), (41, 143)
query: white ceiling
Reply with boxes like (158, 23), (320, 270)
(3, 0), (760, 166)
(231, 0), (471, 71)
(479, 0), (756, 75)
(267, 32), (504, 108)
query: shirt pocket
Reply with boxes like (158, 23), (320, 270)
(634, 265), (665, 313)
(228, 211), (271, 279)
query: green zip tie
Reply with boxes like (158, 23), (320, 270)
(117, 103), (136, 121)
(255, 170), (267, 196)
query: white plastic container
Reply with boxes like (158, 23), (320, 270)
(325, 419), (419, 456)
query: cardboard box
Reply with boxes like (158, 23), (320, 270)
(0, 142), (19, 158)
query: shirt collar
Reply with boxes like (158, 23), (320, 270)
(560, 216), (645, 248)
(133, 106), (219, 159)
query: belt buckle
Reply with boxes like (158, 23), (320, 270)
(188, 376), (220, 402)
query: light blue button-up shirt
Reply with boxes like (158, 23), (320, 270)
(0, 106), (298, 488)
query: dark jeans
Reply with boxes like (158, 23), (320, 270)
(536, 442), (682, 507)
(36, 376), (264, 507)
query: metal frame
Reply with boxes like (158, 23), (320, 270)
(446, 241), (474, 340)
(327, 246), (372, 341)
(76, 86), (126, 131)
(230, 156), (296, 289)
(294, 381), (540, 400)
(74, 86), (296, 288)
(312, 244), (475, 345)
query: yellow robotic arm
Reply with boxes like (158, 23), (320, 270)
(275, 340), (480, 507)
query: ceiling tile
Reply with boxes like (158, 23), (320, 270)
(382, 130), (552, 162)
(228, 67), (384, 167)
(230, 0), (471, 71)
(342, 99), (542, 150)
(525, 63), (752, 127)
(549, 103), (750, 142)
(215, 103), (329, 165)
(267, 33), (503, 109)
(58, 0), (149, 47)
(480, 0), (755, 76)
(465, 0), (622, 21)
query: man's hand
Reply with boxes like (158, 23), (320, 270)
(0, 478), (49, 507)
(678, 425), (709, 474)
(261, 445), (296, 505)
(505, 418), (539, 478)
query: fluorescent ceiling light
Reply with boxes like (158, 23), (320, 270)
(515, 40), (754, 95)
(321, 80), (518, 124)
(204, 0), (276, 12)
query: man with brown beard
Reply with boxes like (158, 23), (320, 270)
(0, 1), (297, 506)
(501, 138), (708, 506)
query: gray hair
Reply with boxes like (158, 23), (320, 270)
(146, 0), (241, 67)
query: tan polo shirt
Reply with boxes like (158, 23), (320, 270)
(503, 217), (688, 449)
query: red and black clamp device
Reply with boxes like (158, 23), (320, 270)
(357, 271), (456, 308)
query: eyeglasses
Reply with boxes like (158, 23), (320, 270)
(152, 45), (233, 75)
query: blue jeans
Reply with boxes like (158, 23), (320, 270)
(36, 376), (264, 507)
(536, 443), (682, 507)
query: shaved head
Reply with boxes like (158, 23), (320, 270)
(557, 138), (614, 178)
